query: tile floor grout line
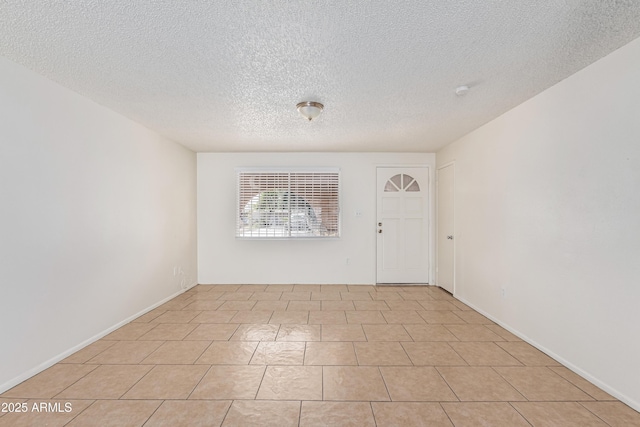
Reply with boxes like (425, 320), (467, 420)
(436, 402), (456, 427)
(253, 363), (269, 400)
(321, 366), (324, 401)
(217, 399), (234, 427)
(60, 399), (98, 427)
(139, 398), (165, 427)
(303, 339), (309, 366)
(376, 366), (393, 402)
(246, 341), (258, 365)
(551, 367), (610, 402)
(192, 339), (214, 365)
(47, 364), (101, 401)
(433, 366), (462, 403)
(369, 401), (379, 426)
(184, 364), (213, 401)
(508, 401), (536, 427)
(398, 339), (415, 365)
(577, 401), (616, 427)
(65, 340), (118, 364)
(542, 366), (602, 402)
(115, 364), (157, 400)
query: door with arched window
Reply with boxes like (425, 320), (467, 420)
(376, 167), (430, 283)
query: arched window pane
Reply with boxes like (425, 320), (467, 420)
(384, 181), (400, 192)
(390, 174), (402, 189)
(406, 179), (420, 191)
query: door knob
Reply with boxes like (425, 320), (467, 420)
(378, 230), (382, 233)
(447, 235), (453, 240)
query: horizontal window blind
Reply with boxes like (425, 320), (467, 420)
(237, 170), (340, 238)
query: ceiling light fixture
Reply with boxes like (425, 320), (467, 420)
(455, 85), (470, 96)
(296, 101), (324, 121)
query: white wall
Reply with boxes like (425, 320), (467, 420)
(0, 57), (197, 392)
(198, 152), (435, 284)
(437, 37), (640, 410)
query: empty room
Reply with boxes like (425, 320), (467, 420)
(1, 2), (639, 426)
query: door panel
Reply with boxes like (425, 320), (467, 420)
(404, 218), (423, 268)
(382, 198), (399, 213)
(437, 163), (455, 293)
(405, 197), (422, 214)
(376, 167), (429, 284)
(382, 219), (399, 269)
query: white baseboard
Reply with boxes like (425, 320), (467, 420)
(0, 281), (197, 394)
(454, 294), (640, 413)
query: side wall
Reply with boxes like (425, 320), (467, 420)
(0, 57), (198, 392)
(437, 37), (640, 409)
(198, 152), (435, 284)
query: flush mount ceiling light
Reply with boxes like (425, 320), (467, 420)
(455, 85), (470, 96)
(296, 101), (324, 121)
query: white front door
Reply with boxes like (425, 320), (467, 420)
(437, 163), (455, 293)
(376, 167), (429, 284)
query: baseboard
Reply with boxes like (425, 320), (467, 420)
(198, 283), (435, 286)
(454, 295), (640, 412)
(0, 281), (197, 394)
(198, 282), (379, 286)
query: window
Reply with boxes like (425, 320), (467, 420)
(237, 169), (340, 238)
(384, 174), (420, 192)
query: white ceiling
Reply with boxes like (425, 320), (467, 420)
(2, 1), (640, 153)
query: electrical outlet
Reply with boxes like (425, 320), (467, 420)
(500, 287), (506, 298)
(346, 258), (350, 265)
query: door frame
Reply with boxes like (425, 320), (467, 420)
(375, 164), (434, 285)
(436, 161), (455, 294)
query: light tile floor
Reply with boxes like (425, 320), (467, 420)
(2, 284), (640, 426)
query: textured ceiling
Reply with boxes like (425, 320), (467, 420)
(2, 1), (640, 153)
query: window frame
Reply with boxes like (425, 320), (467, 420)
(236, 167), (341, 240)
